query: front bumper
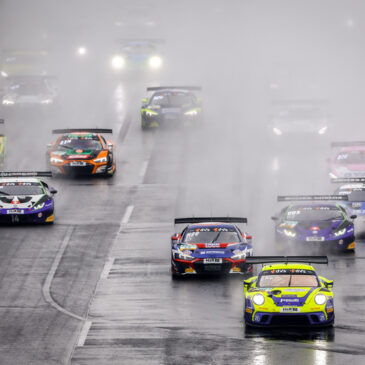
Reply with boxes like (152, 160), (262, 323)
(0, 208), (54, 224)
(142, 114), (200, 129)
(51, 161), (114, 176)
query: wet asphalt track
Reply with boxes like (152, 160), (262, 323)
(0, 80), (365, 365)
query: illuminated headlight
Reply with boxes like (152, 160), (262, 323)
(149, 56), (162, 69)
(252, 293), (265, 306)
(76, 46), (88, 56)
(273, 127), (282, 136)
(111, 55), (125, 70)
(33, 202), (45, 210)
(283, 229), (296, 238)
(41, 99), (53, 104)
(318, 126), (328, 135)
(1, 71), (7, 78)
(314, 293), (327, 305)
(334, 228), (347, 237)
(2, 100), (14, 105)
(184, 110), (198, 116)
(231, 248), (247, 260)
(94, 156), (108, 163)
(50, 157), (64, 164)
(175, 251), (195, 261)
(145, 110), (158, 117)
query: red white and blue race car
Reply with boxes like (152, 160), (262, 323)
(171, 217), (253, 278)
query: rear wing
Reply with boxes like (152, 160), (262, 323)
(331, 178), (365, 184)
(278, 195), (348, 202)
(174, 217), (247, 225)
(331, 141), (365, 148)
(246, 256), (328, 265)
(0, 171), (52, 177)
(52, 128), (112, 134)
(147, 86), (202, 92)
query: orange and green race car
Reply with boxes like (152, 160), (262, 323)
(47, 129), (116, 177)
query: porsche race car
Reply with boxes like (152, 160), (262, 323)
(273, 195), (356, 252)
(141, 86), (203, 129)
(171, 217), (253, 278)
(47, 129), (116, 177)
(244, 256), (334, 327)
(0, 171), (57, 224)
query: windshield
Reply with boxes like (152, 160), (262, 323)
(183, 227), (241, 243)
(336, 151), (365, 164)
(257, 272), (319, 287)
(284, 206), (343, 221)
(150, 92), (194, 107)
(57, 135), (102, 150)
(0, 182), (43, 196)
(275, 107), (325, 121)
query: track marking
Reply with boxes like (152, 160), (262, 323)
(139, 159), (149, 181)
(121, 205), (134, 225)
(77, 320), (92, 347)
(42, 226), (85, 321)
(100, 257), (115, 279)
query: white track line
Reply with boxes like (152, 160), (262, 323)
(121, 205), (134, 225)
(139, 159), (149, 181)
(77, 320), (92, 347)
(42, 226), (85, 321)
(100, 257), (115, 279)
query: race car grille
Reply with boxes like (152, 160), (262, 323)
(63, 164), (94, 176)
(0, 212), (51, 224)
(270, 315), (311, 326)
(193, 261), (232, 274)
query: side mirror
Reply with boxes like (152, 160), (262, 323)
(171, 233), (181, 244)
(243, 233), (252, 240)
(350, 215), (357, 220)
(243, 280), (251, 289)
(142, 98), (148, 104)
(326, 280), (334, 289)
(271, 216), (278, 221)
(50, 187), (57, 194)
(107, 142), (113, 151)
(47, 143), (53, 149)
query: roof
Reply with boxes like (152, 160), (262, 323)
(0, 177), (41, 183)
(261, 263), (316, 271)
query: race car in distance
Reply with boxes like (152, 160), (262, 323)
(329, 142), (365, 178)
(0, 171), (57, 224)
(171, 217), (253, 278)
(244, 256), (334, 327)
(333, 177), (365, 221)
(141, 86), (203, 130)
(0, 118), (5, 165)
(269, 99), (329, 137)
(47, 129), (116, 177)
(2, 75), (57, 107)
(272, 195), (356, 252)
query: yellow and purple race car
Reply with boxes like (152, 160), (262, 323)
(244, 256), (334, 327)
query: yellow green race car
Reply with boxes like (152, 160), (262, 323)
(244, 256), (334, 327)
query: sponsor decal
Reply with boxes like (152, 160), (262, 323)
(203, 258), (222, 264)
(280, 307), (301, 313)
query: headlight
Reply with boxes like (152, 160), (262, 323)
(314, 293), (327, 305)
(149, 56), (162, 69)
(334, 228), (347, 237)
(175, 251), (195, 261)
(184, 110), (198, 116)
(50, 157), (64, 164)
(33, 202), (45, 210)
(1, 71), (8, 78)
(145, 110), (158, 117)
(318, 126), (328, 135)
(76, 46), (88, 56)
(283, 229), (296, 238)
(94, 156), (108, 163)
(273, 127), (282, 136)
(252, 293), (265, 306)
(41, 99), (53, 104)
(2, 100), (14, 105)
(111, 55), (125, 70)
(231, 248), (247, 260)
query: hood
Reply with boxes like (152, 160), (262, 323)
(273, 119), (326, 134)
(295, 219), (343, 237)
(53, 149), (99, 160)
(0, 194), (43, 209)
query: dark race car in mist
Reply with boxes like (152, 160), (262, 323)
(272, 195), (356, 252)
(171, 217), (253, 278)
(0, 172), (57, 224)
(244, 256), (334, 327)
(329, 142), (365, 179)
(0, 118), (5, 165)
(269, 99), (329, 137)
(141, 86), (203, 130)
(47, 129), (116, 177)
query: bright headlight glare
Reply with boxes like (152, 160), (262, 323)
(51, 157), (63, 164)
(94, 156), (107, 163)
(253, 293), (265, 306)
(41, 99), (53, 104)
(318, 126), (328, 135)
(146, 110), (158, 117)
(1, 71), (8, 78)
(184, 110), (198, 116)
(111, 55), (125, 70)
(273, 127), (282, 136)
(314, 293), (327, 305)
(149, 56), (162, 69)
(33, 202), (45, 210)
(283, 229), (296, 238)
(334, 228), (346, 237)
(77, 46), (87, 56)
(176, 252), (194, 261)
(2, 100), (14, 105)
